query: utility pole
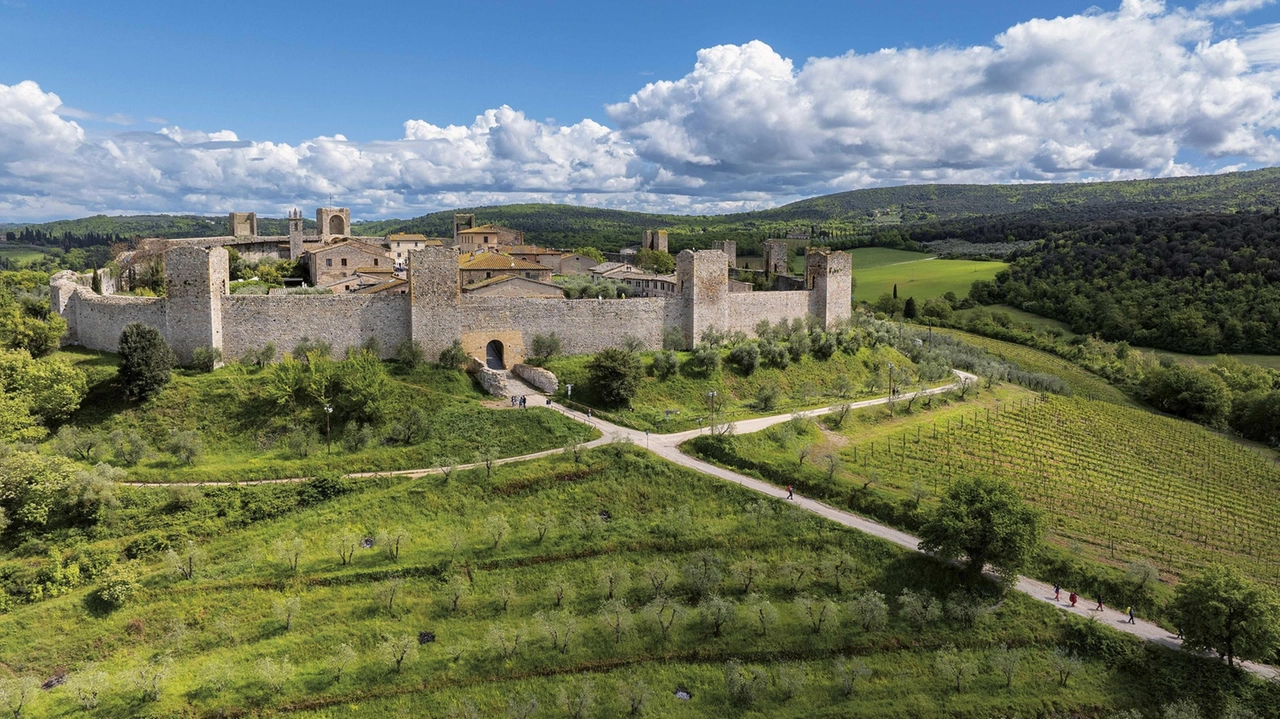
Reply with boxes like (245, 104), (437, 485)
(324, 404), (333, 454)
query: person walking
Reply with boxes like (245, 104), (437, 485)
(1068, 592), (1078, 608)
(786, 484), (794, 500)
(1126, 606), (1136, 624)
(1053, 584), (1061, 601)
(1095, 596), (1104, 612)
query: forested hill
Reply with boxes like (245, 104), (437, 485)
(986, 210), (1280, 354)
(6, 167), (1280, 251)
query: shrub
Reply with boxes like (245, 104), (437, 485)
(117, 323), (174, 402)
(651, 350), (679, 379)
(189, 346), (222, 372)
(166, 430), (203, 466)
(439, 339), (468, 370)
(394, 340), (426, 368)
(587, 347), (642, 407)
(530, 333), (562, 362)
(691, 342), (721, 373)
(662, 325), (687, 351)
(95, 562), (140, 609)
(724, 659), (767, 707)
(728, 343), (760, 375)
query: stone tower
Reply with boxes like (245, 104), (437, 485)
(164, 245), (227, 364)
(712, 240), (737, 269)
(763, 240), (788, 275)
(805, 248), (853, 328)
(453, 213), (475, 243)
(408, 246), (462, 360)
(317, 207), (351, 240)
(287, 208), (305, 260)
(641, 229), (669, 253)
(228, 212), (257, 237)
(677, 249), (729, 348)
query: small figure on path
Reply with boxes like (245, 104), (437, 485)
(1095, 596), (1104, 612)
(1068, 592), (1078, 607)
(1053, 584), (1060, 601)
(587, 409), (593, 419)
(786, 485), (794, 500)
(1126, 606), (1136, 624)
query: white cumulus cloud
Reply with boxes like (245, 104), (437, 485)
(4, 1), (1280, 221)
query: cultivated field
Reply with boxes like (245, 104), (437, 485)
(0, 448), (1151, 718)
(850, 254), (1006, 303)
(687, 389), (1280, 594)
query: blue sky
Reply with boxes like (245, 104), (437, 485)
(3, 0), (1280, 220)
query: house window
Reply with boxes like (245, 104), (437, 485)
(344, 285), (350, 291)
(341, 258), (348, 267)
(486, 271), (492, 278)
(373, 259), (379, 266)
(397, 252), (402, 258)
(326, 258), (333, 267)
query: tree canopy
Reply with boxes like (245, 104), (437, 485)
(1172, 564), (1280, 668)
(117, 323), (174, 402)
(916, 476), (1042, 583)
(586, 347), (642, 408)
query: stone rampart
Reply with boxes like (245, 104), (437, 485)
(221, 294), (410, 360)
(724, 291), (811, 334)
(54, 243), (851, 365)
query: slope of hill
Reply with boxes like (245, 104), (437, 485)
(9, 167), (1280, 251)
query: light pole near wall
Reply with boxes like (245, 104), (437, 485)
(324, 404), (333, 454)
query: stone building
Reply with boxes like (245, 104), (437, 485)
(455, 224), (524, 252)
(763, 240), (789, 274)
(641, 229), (669, 253)
(557, 253), (599, 275)
(305, 240), (391, 286)
(461, 274), (564, 298)
(229, 212), (257, 237)
(458, 252), (553, 285)
(388, 234), (444, 264)
(53, 245), (851, 371)
(712, 240), (737, 269)
(317, 207), (352, 240)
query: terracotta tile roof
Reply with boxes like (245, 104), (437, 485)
(457, 252), (549, 271)
(354, 278), (408, 295)
(304, 239), (387, 257)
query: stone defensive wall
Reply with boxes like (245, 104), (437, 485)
(51, 244), (851, 367)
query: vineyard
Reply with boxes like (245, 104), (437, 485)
(840, 395), (1280, 588)
(933, 328), (1136, 407)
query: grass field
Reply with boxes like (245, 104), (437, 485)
(851, 254), (1006, 303)
(844, 248), (935, 269)
(1, 446), (1246, 719)
(0, 244), (52, 265)
(544, 345), (922, 433)
(47, 351), (596, 483)
(932, 327), (1137, 407)
(685, 386), (1280, 598)
(953, 305), (1076, 335)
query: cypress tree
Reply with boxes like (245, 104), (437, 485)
(893, 284), (898, 299)
(903, 297), (918, 320)
(91, 266), (102, 294)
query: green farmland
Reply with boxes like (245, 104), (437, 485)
(849, 251), (1006, 303)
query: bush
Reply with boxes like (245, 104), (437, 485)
(691, 342), (721, 373)
(651, 350), (679, 379)
(662, 325), (687, 351)
(394, 340), (425, 368)
(587, 347), (642, 408)
(728, 343), (760, 375)
(167, 430), (203, 466)
(117, 323), (174, 402)
(189, 346), (222, 372)
(94, 562), (140, 609)
(439, 339), (468, 370)
(530, 333), (562, 363)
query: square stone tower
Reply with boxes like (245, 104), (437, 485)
(164, 245), (227, 364)
(317, 207), (351, 240)
(805, 248), (853, 328)
(712, 240), (737, 268)
(453, 213), (475, 243)
(642, 229), (669, 253)
(763, 240), (788, 275)
(228, 212), (257, 237)
(677, 249), (729, 348)
(287, 208), (305, 260)
(408, 245), (463, 361)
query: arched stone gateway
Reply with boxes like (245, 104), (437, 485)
(485, 339), (504, 370)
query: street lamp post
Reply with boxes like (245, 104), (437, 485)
(324, 404), (333, 454)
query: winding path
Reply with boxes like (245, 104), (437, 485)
(120, 371), (1278, 680)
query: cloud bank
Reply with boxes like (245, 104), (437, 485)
(4, 0), (1280, 221)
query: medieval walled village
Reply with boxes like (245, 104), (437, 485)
(49, 206), (851, 392)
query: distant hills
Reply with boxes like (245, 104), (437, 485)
(6, 167), (1280, 252)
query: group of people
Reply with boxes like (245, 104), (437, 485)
(1053, 584), (1137, 624)
(510, 395), (528, 408)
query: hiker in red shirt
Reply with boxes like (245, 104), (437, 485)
(786, 485), (794, 500)
(1068, 592), (1078, 607)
